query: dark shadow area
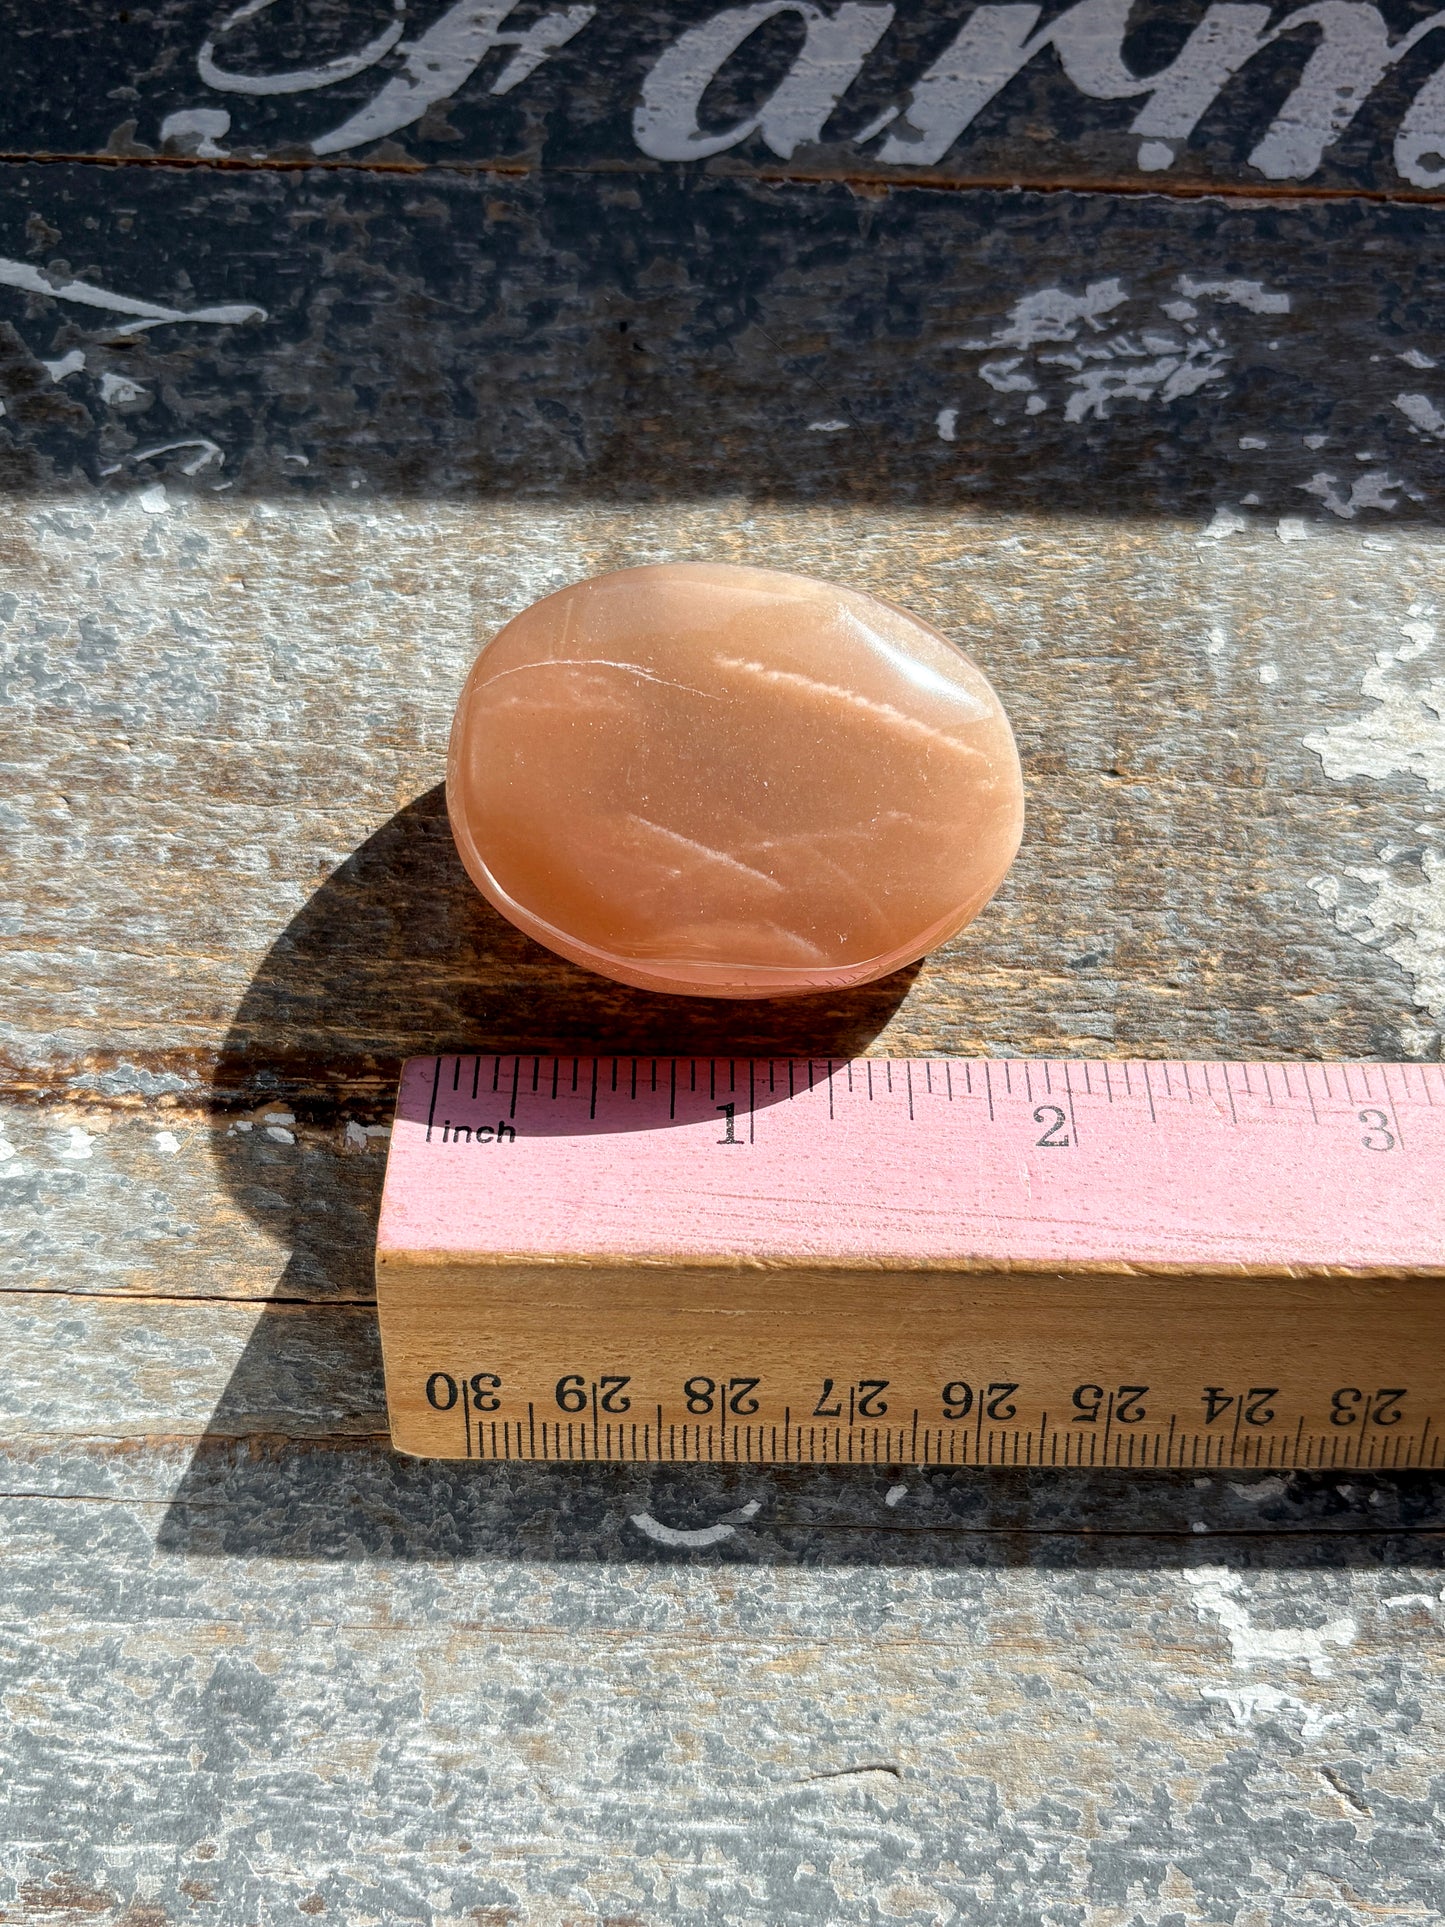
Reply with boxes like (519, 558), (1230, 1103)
(3, 160), (1445, 523)
(159, 785), (936, 1555)
(208, 781), (920, 1295)
(396, 1052), (850, 1139)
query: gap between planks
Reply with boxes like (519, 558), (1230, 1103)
(0, 1287), (378, 1308)
(0, 147), (1441, 209)
(2, 1477), (1441, 1540)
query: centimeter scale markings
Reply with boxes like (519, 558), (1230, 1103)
(375, 1055), (1445, 1467)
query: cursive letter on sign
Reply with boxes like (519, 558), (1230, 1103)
(199, 0), (407, 96)
(871, 0), (1445, 185)
(874, 0), (1276, 168)
(634, 1), (895, 161)
(308, 0), (596, 155)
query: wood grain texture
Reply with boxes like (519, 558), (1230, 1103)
(5, 493), (1443, 1102)
(1, 164), (1445, 511)
(5, 22), (1445, 1917)
(4, 1298), (1445, 1922)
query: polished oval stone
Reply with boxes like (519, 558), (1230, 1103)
(447, 562), (1024, 997)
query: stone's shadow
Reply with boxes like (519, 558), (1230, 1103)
(210, 781), (922, 1299)
(163, 778), (931, 1553)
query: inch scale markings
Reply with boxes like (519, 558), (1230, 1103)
(377, 1056), (1445, 1466)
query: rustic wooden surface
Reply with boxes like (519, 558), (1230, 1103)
(4, 3), (1445, 1921)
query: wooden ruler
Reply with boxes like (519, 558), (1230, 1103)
(376, 1054), (1445, 1468)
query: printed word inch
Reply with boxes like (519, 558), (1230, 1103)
(376, 1056), (1445, 1465)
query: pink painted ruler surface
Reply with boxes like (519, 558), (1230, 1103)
(379, 1056), (1445, 1273)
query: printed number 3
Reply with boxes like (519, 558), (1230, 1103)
(1358, 1108), (1395, 1152)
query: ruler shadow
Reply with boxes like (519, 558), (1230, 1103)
(154, 1381), (1445, 1568)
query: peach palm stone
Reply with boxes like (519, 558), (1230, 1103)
(446, 562), (1024, 997)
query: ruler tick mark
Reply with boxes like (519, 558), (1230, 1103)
(426, 1056), (441, 1142)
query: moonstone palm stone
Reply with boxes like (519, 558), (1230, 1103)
(446, 562), (1024, 997)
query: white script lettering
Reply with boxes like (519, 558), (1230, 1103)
(309, 0), (596, 155)
(633, 1), (896, 160)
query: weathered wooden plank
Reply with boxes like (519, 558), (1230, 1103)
(4, 21), (1445, 1920)
(5, 481), (1444, 1302)
(2, 1294), (1444, 1921)
(0, 165), (1444, 508)
(6, 493), (1441, 1076)
(11, 0), (1445, 199)
(3, 1537), (1441, 1922)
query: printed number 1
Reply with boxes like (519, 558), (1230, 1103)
(717, 1103), (740, 1144)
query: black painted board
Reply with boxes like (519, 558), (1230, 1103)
(8, 0), (1445, 197)
(1, 158), (1445, 519)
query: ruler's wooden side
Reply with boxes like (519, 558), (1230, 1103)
(376, 1258), (1445, 1468)
(377, 1056), (1445, 1465)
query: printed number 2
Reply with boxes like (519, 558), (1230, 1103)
(1034, 1104), (1069, 1147)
